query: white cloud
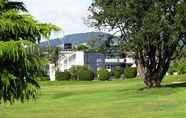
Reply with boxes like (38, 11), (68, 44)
(20, 0), (93, 38)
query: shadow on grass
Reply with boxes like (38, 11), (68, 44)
(162, 82), (186, 88)
(52, 92), (76, 99)
(139, 82), (186, 91)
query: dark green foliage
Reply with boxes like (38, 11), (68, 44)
(78, 69), (94, 81)
(89, 0), (186, 87)
(169, 58), (186, 75)
(69, 66), (94, 81)
(168, 63), (178, 75)
(97, 68), (110, 81)
(76, 44), (89, 51)
(0, 41), (43, 103)
(0, 0), (59, 103)
(36, 76), (49, 81)
(0, 10), (59, 42)
(0, 0), (27, 12)
(124, 66), (137, 79)
(55, 71), (71, 81)
(48, 47), (60, 65)
(114, 66), (122, 79)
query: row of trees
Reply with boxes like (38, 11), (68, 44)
(55, 65), (137, 81)
(88, 0), (186, 88)
(56, 66), (95, 81)
(0, 0), (59, 103)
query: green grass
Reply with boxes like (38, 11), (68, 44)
(1, 75), (186, 118)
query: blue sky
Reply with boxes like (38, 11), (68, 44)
(22, 0), (94, 38)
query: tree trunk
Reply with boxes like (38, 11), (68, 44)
(144, 72), (161, 88)
(143, 61), (170, 88)
(136, 59), (145, 78)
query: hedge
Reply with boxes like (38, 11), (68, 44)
(97, 68), (110, 80)
(114, 66), (122, 79)
(69, 65), (95, 81)
(55, 70), (71, 81)
(124, 66), (137, 79)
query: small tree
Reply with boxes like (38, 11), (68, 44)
(49, 47), (60, 66)
(56, 70), (71, 81)
(76, 44), (89, 51)
(124, 66), (137, 79)
(169, 58), (186, 75)
(97, 68), (110, 80)
(114, 66), (122, 79)
(69, 65), (94, 81)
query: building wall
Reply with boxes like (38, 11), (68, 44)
(56, 51), (135, 73)
(48, 50), (136, 80)
(85, 53), (105, 73)
(57, 51), (85, 72)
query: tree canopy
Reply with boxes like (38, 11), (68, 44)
(88, 0), (186, 87)
(0, 0), (59, 103)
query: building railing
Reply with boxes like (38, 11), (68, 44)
(105, 58), (135, 64)
(125, 57), (135, 64)
(105, 58), (125, 63)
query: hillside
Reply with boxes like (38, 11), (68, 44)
(39, 32), (118, 48)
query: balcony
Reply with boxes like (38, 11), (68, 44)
(125, 57), (135, 64)
(105, 58), (125, 63)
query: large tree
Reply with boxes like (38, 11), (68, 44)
(0, 0), (59, 103)
(88, 0), (186, 88)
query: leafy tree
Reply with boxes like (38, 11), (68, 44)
(76, 44), (89, 51)
(88, 37), (97, 48)
(69, 65), (94, 80)
(88, 0), (186, 87)
(0, 0), (59, 103)
(97, 68), (110, 80)
(55, 70), (71, 81)
(48, 47), (60, 66)
(124, 66), (137, 79)
(114, 66), (122, 79)
(169, 57), (186, 75)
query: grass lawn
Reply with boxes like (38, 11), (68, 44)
(1, 75), (186, 118)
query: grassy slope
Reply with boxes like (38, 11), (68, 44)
(1, 75), (186, 118)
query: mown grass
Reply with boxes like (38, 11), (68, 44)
(1, 75), (186, 118)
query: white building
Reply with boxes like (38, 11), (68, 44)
(47, 45), (136, 81)
(57, 51), (85, 72)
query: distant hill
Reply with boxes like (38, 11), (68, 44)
(39, 32), (119, 48)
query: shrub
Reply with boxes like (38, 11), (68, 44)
(124, 66), (137, 79)
(177, 59), (186, 75)
(168, 65), (177, 75)
(55, 70), (71, 81)
(36, 76), (49, 81)
(78, 69), (94, 81)
(168, 58), (186, 75)
(97, 68), (110, 80)
(69, 65), (94, 81)
(114, 66), (122, 79)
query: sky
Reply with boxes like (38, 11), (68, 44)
(21, 0), (94, 38)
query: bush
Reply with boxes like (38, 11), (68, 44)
(124, 66), (137, 79)
(36, 76), (49, 81)
(55, 70), (71, 81)
(78, 69), (94, 81)
(114, 66), (122, 79)
(97, 68), (110, 80)
(69, 65), (94, 81)
(168, 58), (186, 75)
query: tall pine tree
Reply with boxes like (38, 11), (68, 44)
(0, 0), (59, 103)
